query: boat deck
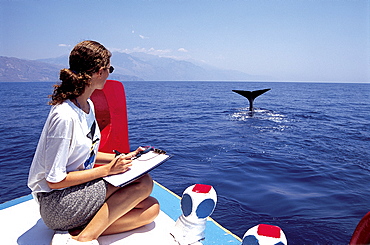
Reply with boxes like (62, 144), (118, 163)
(0, 182), (241, 245)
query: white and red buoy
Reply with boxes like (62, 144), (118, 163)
(242, 224), (287, 245)
(171, 184), (217, 245)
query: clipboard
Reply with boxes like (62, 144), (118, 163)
(103, 150), (172, 187)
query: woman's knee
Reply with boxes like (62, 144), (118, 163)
(134, 174), (154, 196)
(142, 196), (159, 208)
(140, 196), (160, 222)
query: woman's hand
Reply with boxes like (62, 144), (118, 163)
(107, 147), (145, 175)
(47, 147), (147, 189)
(108, 156), (132, 175)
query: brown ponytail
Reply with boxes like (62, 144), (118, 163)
(49, 40), (111, 105)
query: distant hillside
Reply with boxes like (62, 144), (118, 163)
(0, 56), (60, 82)
(1, 53), (267, 82)
(38, 52), (263, 81)
(0, 56), (142, 82)
(110, 52), (264, 81)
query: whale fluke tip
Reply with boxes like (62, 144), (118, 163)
(233, 88), (271, 111)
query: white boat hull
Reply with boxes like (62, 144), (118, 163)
(0, 182), (241, 245)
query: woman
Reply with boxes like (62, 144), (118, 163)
(28, 40), (159, 245)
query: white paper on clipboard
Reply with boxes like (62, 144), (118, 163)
(103, 151), (171, 187)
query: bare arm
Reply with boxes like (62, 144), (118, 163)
(47, 147), (144, 190)
(96, 151), (116, 164)
(47, 164), (112, 189)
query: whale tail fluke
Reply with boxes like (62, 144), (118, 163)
(232, 88), (271, 111)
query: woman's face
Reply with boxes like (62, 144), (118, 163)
(91, 65), (110, 90)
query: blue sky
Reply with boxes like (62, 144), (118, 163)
(0, 0), (369, 82)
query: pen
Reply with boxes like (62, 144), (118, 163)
(114, 149), (139, 160)
(113, 150), (123, 157)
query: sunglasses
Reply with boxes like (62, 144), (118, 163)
(107, 66), (114, 73)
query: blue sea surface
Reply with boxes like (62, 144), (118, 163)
(0, 81), (369, 244)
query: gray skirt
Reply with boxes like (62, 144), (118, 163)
(38, 178), (108, 231)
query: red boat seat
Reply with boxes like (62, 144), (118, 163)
(91, 80), (130, 155)
(349, 211), (370, 244)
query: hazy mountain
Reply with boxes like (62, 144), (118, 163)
(0, 55), (141, 82)
(0, 56), (60, 82)
(112, 52), (264, 81)
(1, 52), (267, 82)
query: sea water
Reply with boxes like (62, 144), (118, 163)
(0, 81), (369, 244)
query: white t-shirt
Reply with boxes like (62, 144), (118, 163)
(28, 99), (101, 195)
